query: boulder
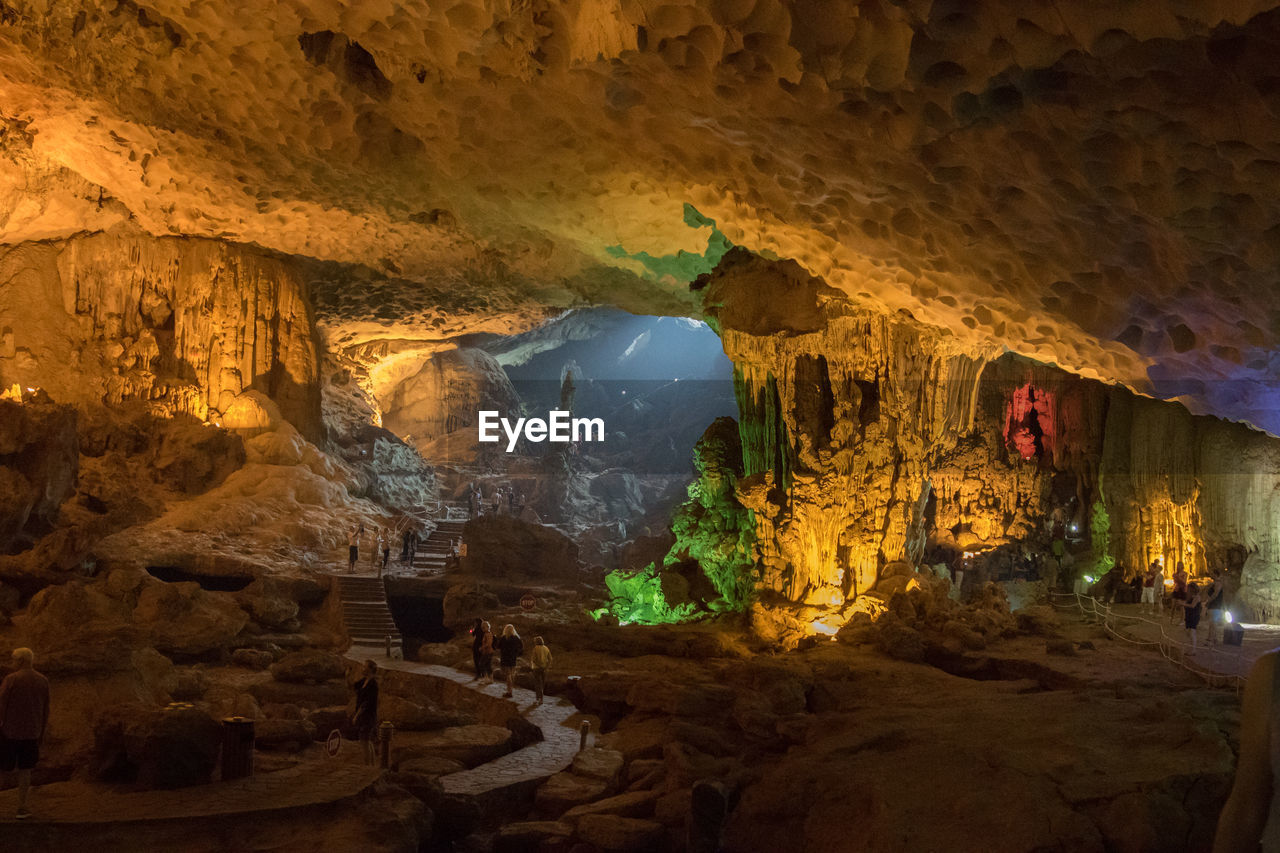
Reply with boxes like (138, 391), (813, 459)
(574, 815), (667, 852)
(132, 579), (249, 656)
(505, 714), (544, 750)
(249, 678), (347, 708)
(572, 748), (625, 787)
(237, 577), (301, 630)
(306, 706), (351, 737)
(441, 583), (502, 631)
(232, 648), (275, 669)
(269, 649), (346, 683)
(459, 515), (581, 582)
(562, 789), (662, 824)
(254, 718), (316, 751)
(91, 705), (222, 789)
(494, 820), (574, 853)
(1016, 605), (1062, 636)
(535, 771), (610, 817)
(875, 621), (926, 663)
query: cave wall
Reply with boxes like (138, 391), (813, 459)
(702, 250), (990, 607)
(0, 228), (323, 439)
(705, 251), (1280, 619)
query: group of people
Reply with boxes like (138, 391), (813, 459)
(346, 522), (423, 577)
(468, 483), (525, 519)
(469, 620), (552, 704)
(344, 622), (553, 766)
(1138, 560), (1230, 654)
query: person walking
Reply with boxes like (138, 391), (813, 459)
(350, 660), (379, 766)
(380, 528), (392, 578)
(0, 648), (50, 819)
(347, 525), (362, 573)
(1179, 582), (1204, 655)
(407, 528), (418, 567)
(530, 636), (552, 706)
(495, 624), (524, 699)
(478, 621), (495, 682)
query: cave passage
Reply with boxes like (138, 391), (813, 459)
(145, 566), (253, 592)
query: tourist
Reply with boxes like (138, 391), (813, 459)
(478, 621), (495, 682)
(0, 648), (50, 819)
(1140, 560), (1159, 615)
(1204, 570), (1227, 647)
(530, 636), (552, 706)
(1179, 582), (1204, 655)
(495, 624), (524, 699)
(1170, 561), (1189, 623)
(407, 528), (418, 566)
(470, 618), (486, 680)
(400, 526), (411, 564)
(1213, 650), (1277, 851)
(347, 524), (362, 573)
(350, 660), (379, 766)
(380, 528), (392, 577)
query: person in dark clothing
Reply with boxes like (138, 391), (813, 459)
(0, 648), (50, 819)
(1179, 583), (1204, 655)
(407, 529), (418, 566)
(470, 618), (486, 680)
(495, 624), (524, 699)
(1204, 570), (1227, 647)
(350, 660), (379, 766)
(478, 621), (495, 682)
(401, 528), (411, 564)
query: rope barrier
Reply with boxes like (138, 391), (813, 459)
(1047, 590), (1247, 692)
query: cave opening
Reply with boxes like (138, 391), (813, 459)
(376, 308), (740, 567)
(145, 566), (253, 592)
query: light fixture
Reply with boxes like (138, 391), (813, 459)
(1225, 611), (1234, 623)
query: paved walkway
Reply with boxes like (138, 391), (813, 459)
(0, 762), (380, 824)
(348, 647), (582, 797)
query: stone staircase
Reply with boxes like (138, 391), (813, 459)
(333, 574), (403, 654)
(411, 516), (467, 573)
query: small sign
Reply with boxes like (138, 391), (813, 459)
(326, 729), (342, 757)
(520, 592), (536, 611)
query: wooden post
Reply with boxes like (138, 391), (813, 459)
(379, 721), (394, 769)
(579, 719), (590, 752)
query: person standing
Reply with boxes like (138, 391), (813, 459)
(407, 528), (418, 567)
(0, 648), (50, 819)
(1141, 561), (1159, 614)
(478, 621), (495, 682)
(350, 660), (379, 766)
(1179, 583), (1204, 655)
(347, 525), (362, 574)
(380, 529), (392, 578)
(1205, 570), (1227, 647)
(371, 527), (382, 569)
(495, 625), (524, 699)
(1170, 562), (1189, 623)
(470, 618), (486, 680)
(530, 636), (552, 706)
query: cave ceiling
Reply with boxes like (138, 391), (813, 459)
(4, 1), (1280, 428)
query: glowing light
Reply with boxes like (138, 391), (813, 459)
(1226, 611), (1234, 623)
(1083, 575), (1095, 584)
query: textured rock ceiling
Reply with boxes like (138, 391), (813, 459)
(5, 1), (1280, 427)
